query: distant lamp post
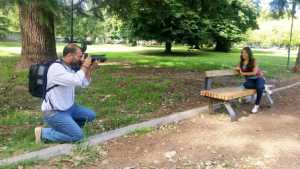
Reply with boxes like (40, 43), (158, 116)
(278, 30), (281, 52)
(70, 0), (73, 43)
(267, 30), (271, 49)
(267, 19), (272, 49)
(287, 2), (297, 67)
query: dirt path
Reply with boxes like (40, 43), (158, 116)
(95, 84), (300, 169)
(31, 77), (300, 169)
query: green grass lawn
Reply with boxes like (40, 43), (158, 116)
(0, 42), (298, 165)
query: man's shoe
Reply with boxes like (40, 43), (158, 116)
(265, 86), (273, 95)
(251, 105), (259, 114)
(35, 127), (42, 143)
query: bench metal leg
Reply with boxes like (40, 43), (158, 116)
(265, 93), (274, 108)
(223, 101), (236, 122)
(251, 94), (255, 104)
(208, 98), (213, 114)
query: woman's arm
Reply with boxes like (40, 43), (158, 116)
(234, 62), (241, 76)
(234, 62), (241, 71)
(239, 59), (258, 76)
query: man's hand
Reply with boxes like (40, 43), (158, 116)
(82, 55), (92, 67)
(90, 59), (100, 69)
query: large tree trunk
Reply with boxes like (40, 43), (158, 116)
(16, 1), (57, 71)
(215, 40), (231, 52)
(291, 45), (300, 73)
(194, 43), (200, 49)
(164, 42), (172, 54)
(132, 40), (137, 46)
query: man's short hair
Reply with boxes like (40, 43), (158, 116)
(63, 43), (80, 57)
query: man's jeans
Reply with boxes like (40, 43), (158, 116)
(41, 104), (96, 143)
(243, 78), (265, 105)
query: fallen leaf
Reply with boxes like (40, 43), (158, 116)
(263, 155), (273, 159)
(102, 159), (109, 164)
(164, 151), (176, 159)
(205, 160), (212, 166)
(0, 146), (7, 151)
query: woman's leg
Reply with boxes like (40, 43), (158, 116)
(243, 79), (256, 89)
(254, 78), (265, 105)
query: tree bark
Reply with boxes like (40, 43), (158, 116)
(164, 42), (172, 54)
(132, 40), (137, 46)
(291, 45), (300, 73)
(194, 43), (200, 49)
(215, 40), (231, 52)
(16, 1), (57, 71)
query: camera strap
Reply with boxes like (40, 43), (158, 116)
(60, 57), (80, 72)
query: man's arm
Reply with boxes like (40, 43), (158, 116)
(84, 59), (100, 82)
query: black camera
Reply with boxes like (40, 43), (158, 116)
(81, 42), (107, 62)
(83, 53), (107, 62)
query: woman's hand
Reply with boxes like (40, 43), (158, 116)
(234, 67), (240, 71)
(239, 69), (243, 75)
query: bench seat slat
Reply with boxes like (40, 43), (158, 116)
(200, 86), (258, 100)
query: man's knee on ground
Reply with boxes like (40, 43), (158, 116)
(72, 131), (85, 142)
(88, 110), (96, 122)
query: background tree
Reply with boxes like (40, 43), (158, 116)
(0, 15), (10, 41)
(1, 6), (19, 32)
(0, 0), (106, 71)
(0, 0), (63, 70)
(55, 1), (105, 42)
(207, 0), (260, 52)
(121, 3), (207, 54)
(245, 18), (300, 48)
(109, 0), (259, 53)
(269, 0), (300, 73)
(112, 0), (231, 53)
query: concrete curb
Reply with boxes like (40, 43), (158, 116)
(272, 81), (300, 92)
(0, 82), (298, 166)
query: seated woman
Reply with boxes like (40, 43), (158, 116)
(235, 47), (272, 113)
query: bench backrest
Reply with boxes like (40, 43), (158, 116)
(205, 69), (239, 77)
(204, 69), (240, 90)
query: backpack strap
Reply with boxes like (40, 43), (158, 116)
(43, 60), (67, 110)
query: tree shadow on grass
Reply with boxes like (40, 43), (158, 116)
(137, 51), (202, 57)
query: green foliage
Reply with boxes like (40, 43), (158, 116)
(245, 17), (300, 48)
(208, 0), (260, 51)
(0, 5), (19, 32)
(128, 126), (154, 136)
(118, 0), (215, 51)
(0, 15), (10, 41)
(269, 0), (299, 19)
(116, 0), (259, 52)
(55, 1), (105, 41)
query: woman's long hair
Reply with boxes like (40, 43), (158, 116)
(240, 47), (254, 72)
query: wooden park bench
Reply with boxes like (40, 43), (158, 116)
(200, 69), (274, 122)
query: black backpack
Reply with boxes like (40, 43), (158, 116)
(28, 60), (64, 99)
